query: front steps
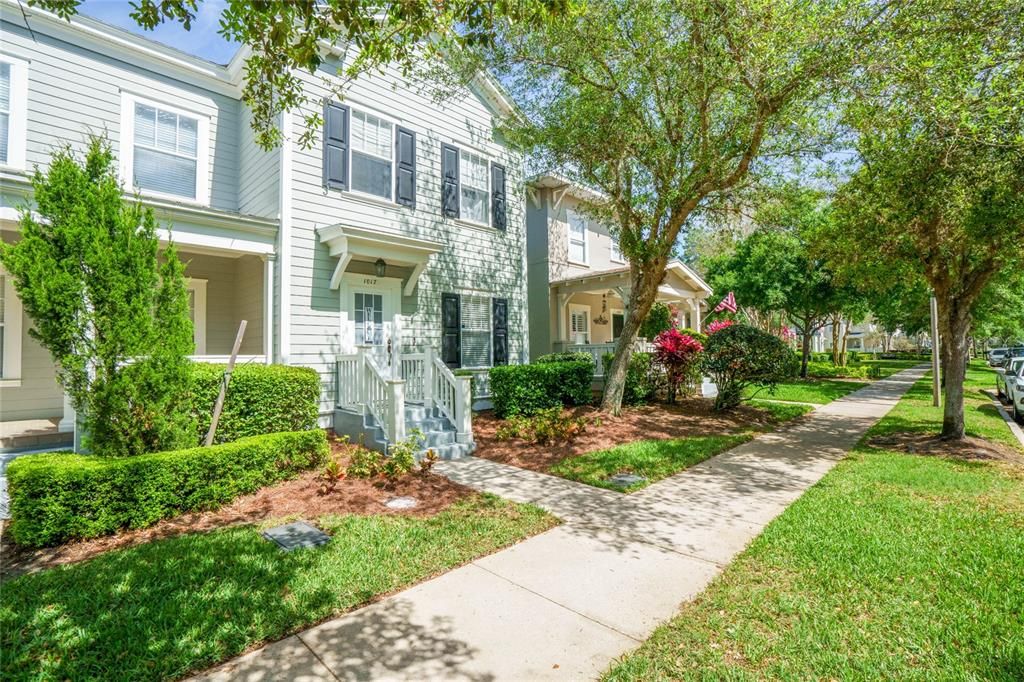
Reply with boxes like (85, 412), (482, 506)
(332, 403), (474, 460)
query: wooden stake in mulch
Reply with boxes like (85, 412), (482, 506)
(204, 320), (247, 447)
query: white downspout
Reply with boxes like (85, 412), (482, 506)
(278, 109), (293, 364)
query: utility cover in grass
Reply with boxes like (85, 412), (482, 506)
(385, 496), (419, 510)
(606, 473), (647, 488)
(262, 521), (331, 552)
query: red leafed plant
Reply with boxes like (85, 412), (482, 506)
(653, 329), (704, 404)
(706, 319), (735, 335)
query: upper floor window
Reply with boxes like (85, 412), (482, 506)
(460, 150), (490, 225)
(0, 55), (29, 170)
(567, 210), (589, 265)
(120, 94), (210, 204)
(440, 143), (507, 230)
(609, 232), (624, 263)
(350, 110), (393, 200)
(323, 102), (417, 208)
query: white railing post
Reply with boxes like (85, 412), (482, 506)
(422, 346), (435, 409)
(387, 378), (406, 447)
(454, 374), (473, 443)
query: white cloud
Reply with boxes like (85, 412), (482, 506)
(79, 0), (239, 64)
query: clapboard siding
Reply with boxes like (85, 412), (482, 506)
(0, 318), (64, 421)
(2, 18), (240, 213)
(237, 105), (279, 218)
(286, 58), (527, 412)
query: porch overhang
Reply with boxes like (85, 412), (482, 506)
(549, 260), (714, 302)
(319, 224), (444, 295)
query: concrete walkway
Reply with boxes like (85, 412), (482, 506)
(194, 366), (927, 682)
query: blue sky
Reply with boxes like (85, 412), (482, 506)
(80, 0), (239, 64)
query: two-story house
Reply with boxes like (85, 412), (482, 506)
(0, 2), (527, 455)
(525, 174), (712, 376)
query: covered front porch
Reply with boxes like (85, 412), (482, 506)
(548, 261), (713, 376)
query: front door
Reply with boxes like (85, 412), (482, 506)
(342, 274), (402, 372)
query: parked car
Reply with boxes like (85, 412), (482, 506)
(988, 348), (1009, 366)
(1008, 366), (1024, 424)
(995, 357), (1024, 402)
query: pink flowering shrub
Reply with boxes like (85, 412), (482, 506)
(653, 329), (704, 403)
(706, 319), (735, 335)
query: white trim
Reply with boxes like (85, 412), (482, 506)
(459, 292), (493, 370)
(119, 92), (211, 206)
(610, 308), (625, 340)
(187, 278), (208, 355)
(262, 256), (274, 364)
(0, 270), (23, 381)
(155, 228), (274, 255)
(566, 209), (589, 266)
(278, 109), (293, 364)
(0, 54), (29, 172)
(569, 303), (591, 345)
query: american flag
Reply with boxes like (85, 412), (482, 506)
(713, 291), (737, 313)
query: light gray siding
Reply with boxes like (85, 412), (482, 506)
(0, 316), (63, 421)
(285, 59), (529, 413)
(237, 105), (279, 218)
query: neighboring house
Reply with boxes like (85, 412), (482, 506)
(0, 3), (527, 455)
(822, 320), (896, 354)
(525, 174), (712, 376)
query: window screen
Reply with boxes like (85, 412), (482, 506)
(460, 294), (491, 367)
(133, 102), (199, 199)
(350, 110), (393, 199)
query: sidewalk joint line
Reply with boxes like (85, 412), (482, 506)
(297, 633), (344, 681)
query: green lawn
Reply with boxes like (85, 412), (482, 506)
(856, 357), (927, 377)
(604, 372), (1024, 681)
(0, 495), (556, 682)
(747, 378), (870, 404)
(550, 402), (813, 492)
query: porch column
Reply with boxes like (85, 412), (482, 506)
(688, 298), (702, 331)
(555, 292), (571, 349)
(262, 255), (276, 364)
(58, 391), (75, 433)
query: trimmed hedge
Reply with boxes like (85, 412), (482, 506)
(6, 430), (329, 547)
(805, 361), (870, 379)
(602, 351), (661, 405)
(489, 361), (593, 417)
(535, 351), (595, 365)
(191, 363), (321, 443)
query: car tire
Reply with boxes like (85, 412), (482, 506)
(1014, 401), (1023, 425)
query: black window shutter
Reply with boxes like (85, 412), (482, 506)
(491, 163), (507, 230)
(441, 293), (461, 368)
(395, 126), (416, 208)
(441, 143), (460, 218)
(492, 297), (509, 366)
(323, 102), (349, 190)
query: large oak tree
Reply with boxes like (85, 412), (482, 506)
(834, 0), (1024, 439)
(476, 0), (895, 412)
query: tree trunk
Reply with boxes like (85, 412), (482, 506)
(840, 323), (850, 366)
(601, 267), (662, 414)
(830, 314), (842, 365)
(936, 295), (972, 440)
(800, 328), (811, 378)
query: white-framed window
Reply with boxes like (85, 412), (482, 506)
(119, 93), (210, 204)
(461, 294), (492, 368)
(187, 278), (207, 355)
(460, 149), (490, 226)
(0, 272), (24, 383)
(609, 231), (624, 263)
(567, 210), (589, 265)
(0, 55), (29, 170)
(350, 109), (394, 201)
(569, 304), (590, 345)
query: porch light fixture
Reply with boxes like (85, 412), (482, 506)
(594, 294), (609, 326)
(374, 258), (386, 277)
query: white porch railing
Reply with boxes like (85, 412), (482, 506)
(336, 346), (472, 446)
(560, 340), (654, 377)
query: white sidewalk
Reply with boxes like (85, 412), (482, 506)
(194, 367), (927, 682)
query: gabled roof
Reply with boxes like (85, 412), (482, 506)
(527, 173), (609, 203)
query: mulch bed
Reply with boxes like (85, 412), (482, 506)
(473, 398), (788, 472)
(0, 438), (472, 580)
(868, 431), (1024, 463)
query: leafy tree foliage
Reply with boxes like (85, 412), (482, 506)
(29, 0), (563, 149)
(640, 302), (673, 341)
(834, 0), (1024, 439)
(477, 0), (890, 412)
(703, 324), (798, 410)
(0, 138), (196, 456)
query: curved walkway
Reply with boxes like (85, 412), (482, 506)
(194, 366), (927, 682)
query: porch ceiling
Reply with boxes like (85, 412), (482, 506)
(319, 224), (444, 295)
(549, 260), (713, 302)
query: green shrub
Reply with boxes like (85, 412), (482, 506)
(536, 351), (595, 365)
(489, 361), (594, 417)
(678, 328), (709, 346)
(602, 351), (662, 405)
(7, 430), (329, 547)
(703, 324), (799, 410)
(640, 301), (673, 340)
(494, 407), (592, 444)
(190, 363), (321, 443)
(805, 361), (870, 379)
